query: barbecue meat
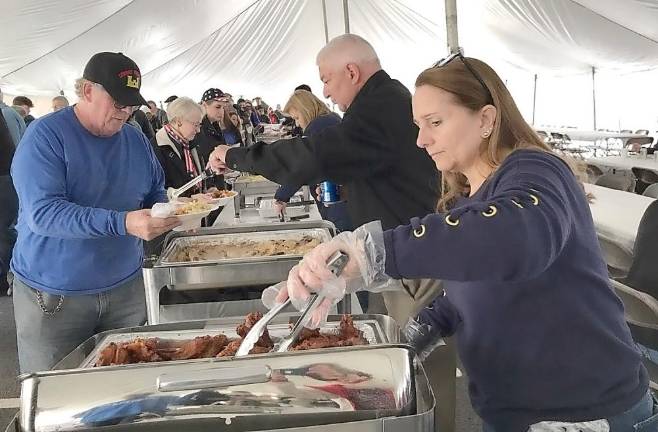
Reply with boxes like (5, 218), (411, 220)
(291, 315), (367, 351)
(95, 343), (118, 366)
(217, 338), (272, 357)
(200, 334), (230, 357)
(124, 338), (162, 363)
(236, 312), (273, 348)
(169, 336), (213, 360)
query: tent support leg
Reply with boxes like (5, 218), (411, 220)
(592, 66), (597, 130)
(532, 74), (538, 125)
(445, 0), (459, 54)
(343, 0), (350, 34)
(321, 0), (329, 43)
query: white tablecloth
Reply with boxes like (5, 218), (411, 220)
(585, 155), (658, 173)
(585, 183), (655, 251)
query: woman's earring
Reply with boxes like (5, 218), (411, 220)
(482, 129), (492, 138)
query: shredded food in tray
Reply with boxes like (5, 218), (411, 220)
(94, 313), (367, 367)
(174, 200), (212, 215)
(169, 235), (322, 262)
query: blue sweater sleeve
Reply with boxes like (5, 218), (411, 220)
(2, 106), (26, 147)
(11, 123), (127, 239)
(384, 152), (575, 282)
(418, 294), (463, 337)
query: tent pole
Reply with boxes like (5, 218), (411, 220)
(445, 0), (459, 54)
(321, 0), (329, 43)
(343, 0), (350, 34)
(532, 74), (537, 125)
(592, 66), (597, 130)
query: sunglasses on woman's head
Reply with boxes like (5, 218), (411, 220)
(432, 52), (494, 105)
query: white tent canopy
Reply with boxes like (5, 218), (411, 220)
(2, 0), (658, 130)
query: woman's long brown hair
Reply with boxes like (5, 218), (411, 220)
(415, 58), (583, 211)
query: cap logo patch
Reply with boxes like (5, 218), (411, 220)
(118, 69), (141, 89)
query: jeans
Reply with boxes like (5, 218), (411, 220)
(483, 391), (658, 432)
(637, 343), (658, 365)
(13, 275), (146, 373)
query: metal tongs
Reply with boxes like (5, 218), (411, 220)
(170, 168), (215, 200)
(236, 251), (350, 357)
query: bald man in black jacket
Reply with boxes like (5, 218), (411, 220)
(210, 35), (439, 232)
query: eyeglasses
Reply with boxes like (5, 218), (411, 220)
(433, 52), (493, 105)
(92, 83), (139, 113)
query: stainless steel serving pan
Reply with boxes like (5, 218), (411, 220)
(144, 222), (336, 290)
(19, 345), (417, 432)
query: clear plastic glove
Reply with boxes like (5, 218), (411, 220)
(269, 221), (399, 326)
(400, 318), (445, 362)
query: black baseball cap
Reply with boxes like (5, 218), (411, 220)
(83, 52), (148, 107)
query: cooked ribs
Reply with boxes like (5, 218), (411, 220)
(291, 315), (367, 351)
(236, 312), (273, 348)
(93, 314), (367, 367)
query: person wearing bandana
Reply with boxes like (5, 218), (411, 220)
(190, 88), (227, 194)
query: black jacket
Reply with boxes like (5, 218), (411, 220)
(226, 70), (440, 230)
(0, 113), (13, 176)
(189, 116), (226, 190)
(131, 109), (155, 141)
(150, 129), (204, 196)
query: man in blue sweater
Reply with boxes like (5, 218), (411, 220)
(10, 52), (180, 373)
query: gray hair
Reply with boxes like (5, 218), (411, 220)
(316, 34), (380, 68)
(166, 96), (204, 123)
(74, 78), (93, 98)
(52, 95), (69, 106)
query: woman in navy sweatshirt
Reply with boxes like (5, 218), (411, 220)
(272, 55), (656, 431)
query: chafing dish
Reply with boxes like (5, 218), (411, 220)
(142, 221), (337, 324)
(232, 175), (282, 218)
(18, 344), (434, 432)
(76, 314), (393, 369)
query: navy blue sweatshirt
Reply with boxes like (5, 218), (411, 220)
(383, 149), (647, 431)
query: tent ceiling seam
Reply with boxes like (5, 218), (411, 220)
(1, 0), (136, 79)
(568, 0), (658, 47)
(141, 0), (262, 78)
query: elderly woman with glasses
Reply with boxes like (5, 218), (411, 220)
(150, 97), (205, 197)
(270, 53), (656, 431)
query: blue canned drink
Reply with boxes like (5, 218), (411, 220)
(320, 181), (340, 205)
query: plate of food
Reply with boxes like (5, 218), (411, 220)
(173, 201), (216, 231)
(191, 188), (237, 206)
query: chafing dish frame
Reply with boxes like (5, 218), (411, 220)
(142, 221), (337, 324)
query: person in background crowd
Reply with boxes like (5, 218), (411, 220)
(12, 96), (35, 127)
(267, 106), (280, 124)
(236, 99), (255, 146)
(52, 95), (69, 112)
(190, 88), (227, 218)
(128, 108), (155, 141)
(11, 106), (26, 119)
(275, 54), (657, 432)
(208, 34), (441, 319)
(295, 84), (312, 92)
(229, 111), (246, 146)
(0, 87), (26, 147)
(257, 106), (269, 123)
(0, 113), (17, 295)
(246, 101), (260, 128)
(274, 103), (284, 119)
(147, 100), (168, 131)
(164, 95), (178, 109)
(10, 52), (179, 373)
(274, 89), (351, 232)
(150, 97), (205, 196)
(222, 109), (243, 146)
